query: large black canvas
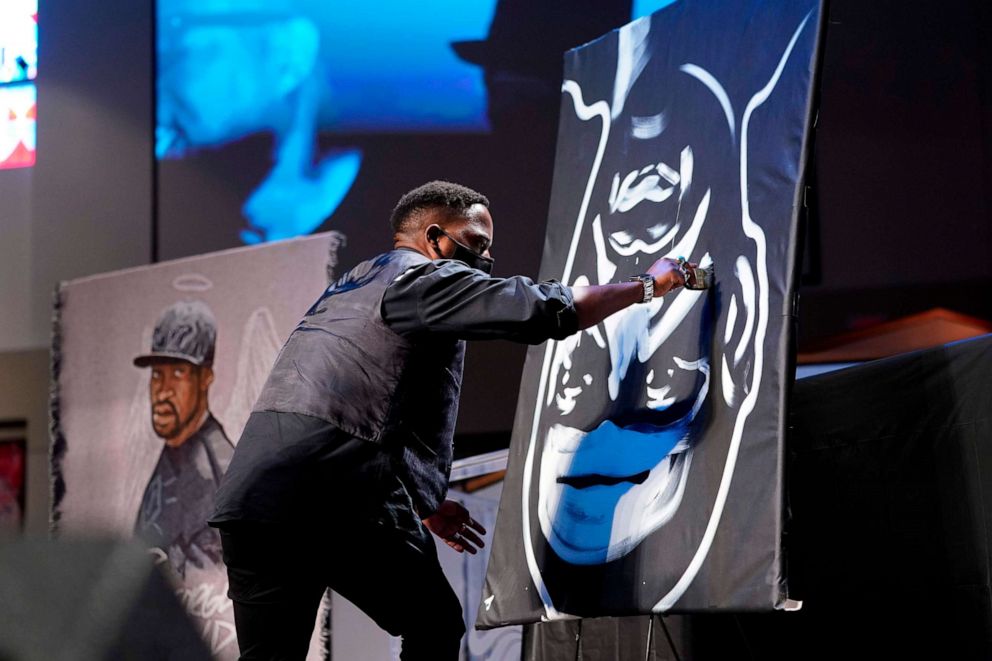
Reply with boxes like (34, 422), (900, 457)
(479, 0), (823, 626)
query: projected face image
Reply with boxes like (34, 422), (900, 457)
(156, 1), (495, 246)
(157, 15), (320, 155)
(519, 9), (816, 615)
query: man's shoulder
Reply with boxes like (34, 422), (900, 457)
(365, 248), (432, 271)
(334, 249), (433, 288)
(388, 254), (482, 287)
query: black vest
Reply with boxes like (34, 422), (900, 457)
(253, 249), (465, 514)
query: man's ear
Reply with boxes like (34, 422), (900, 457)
(200, 366), (215, 391)
(425, 224), (444, 257)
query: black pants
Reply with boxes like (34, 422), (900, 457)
(219, 522), (465, 661)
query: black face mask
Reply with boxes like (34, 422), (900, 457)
(433, 228), (494, 274)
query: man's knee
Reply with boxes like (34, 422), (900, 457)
(382, 587), (464, 639)
(438, 593), (466, 639)
(396, 594), (464, 661)
(428, 576), (465, 634)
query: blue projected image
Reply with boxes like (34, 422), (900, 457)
(157, 0), (497, 244)
(157, 0), (675, 248)
(0, 83), (36, 170)
(633, 0), (678, 21)
(0, 0), (38, 85)
(1, 0), (38, 171)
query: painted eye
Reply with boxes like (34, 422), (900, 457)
(173, 368), (184, 378)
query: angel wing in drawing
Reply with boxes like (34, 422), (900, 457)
(221, 306), (284, 444)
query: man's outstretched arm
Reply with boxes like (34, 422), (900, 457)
(382, 256), (692, 344)
(571, 257), (686, 330)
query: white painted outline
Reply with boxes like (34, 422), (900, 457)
(679, 63), (736, 141)
(653, 11), (813, 611)
(724, 294), (739, 345)
(732, 256), (756, 366)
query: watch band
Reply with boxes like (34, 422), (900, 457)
(628, 274), (655, 303)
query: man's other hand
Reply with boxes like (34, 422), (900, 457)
(423, 500), (487, 554)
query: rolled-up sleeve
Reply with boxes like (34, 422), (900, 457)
(381, 260), (579, 344)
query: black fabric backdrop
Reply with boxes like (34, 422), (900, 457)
(479, 0), (823, 626)
(522, 334), (992, 660)
(782, 333), (992, 660)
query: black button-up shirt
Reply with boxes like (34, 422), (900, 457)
(210, 253), (577, 538)
(381, 252), (578, 344)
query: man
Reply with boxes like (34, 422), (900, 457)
(134, 300), (234, 578)
(209, 181), (696, 660)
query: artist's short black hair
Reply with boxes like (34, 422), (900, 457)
(389, 180), (489, 234)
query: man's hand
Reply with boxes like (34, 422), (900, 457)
(423, 500), (487, 554)
(648, 257), (693, 293)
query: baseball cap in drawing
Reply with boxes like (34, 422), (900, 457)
(133, 300), (217, 368)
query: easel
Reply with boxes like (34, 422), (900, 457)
(570, 615), (683, 661)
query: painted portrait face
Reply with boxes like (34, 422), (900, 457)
(149, 359), (211, 443)
(535, 24), (731, 568)
(511, 4), (818, 616)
